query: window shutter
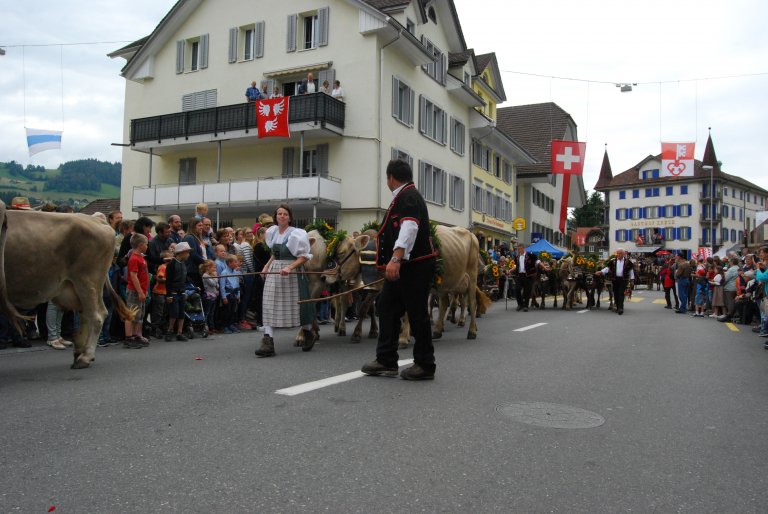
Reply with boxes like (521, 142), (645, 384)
(391, 77), (399, 119)
(228, 28), (237, 63)
(615, 230), (620, 241)
(317, 144), (329, 177)
(658, 206), (665, 217)
(442, 110), (448, 144)
(615, 209), (619, 220)
(419, 95), (426, 134)
(176, 40), (185, 74)
(199, 34), (209, 69)
(255, 21), (265, 58)
(282, 147), (295, 177)
(287, 14), (297, 52)
(318, 7), (330, 47)
(182, 93), (192, 111)
(441, 53), (448, 84)
(408, 88), (415, 126)
(687, 204), (692, 216)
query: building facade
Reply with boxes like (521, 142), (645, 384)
(594, 135), (767, 257)
(111, 0), (506, 232)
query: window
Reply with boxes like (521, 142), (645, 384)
(449, 176), (465, 211)
(419, 96), (447, 144)
(391, 148), (414, 169)
(176, 34), (209, 73)
(391, 77), (415, 126)
(418, 161), (446, 205)
(665, 227), (675, 241)
(502, 161), (512, 184)
(632, 189), (639, 199)
(179, 158), (197, 185)
(679, 227), (691, 241)
(739, 208), (744, 221)
(645, 188), (652, 198)
(723, 186), (728, 197)
(616, 230), (626, 243)
(680, 204), (691, 217)
(666, 186), (673, 196)
(619, 190), (626, 200)
(228, 23), (265, 62)
(472, 141), (489, 170)
(421, 37), (447, 84)
(449, 118), (465, 155)
(182, 89), (217, 111)
(406, 19), (415, 34)
(631, 207), (641, 220)
(647, 206), (659, 218)
(681, 185), (688, 195)
(723, 205), (729, 218)
(472, 182), (483, 212)
(504, 195), (512, 221)
(653, 188), (660, 197)
(617, 208), (627, 220)
(493, 155), (501, 178)
(286, 8), (329, 52)
(665, 205), (675, 218)
(485, 186), (494, 216)
(722, 228), (729, 242)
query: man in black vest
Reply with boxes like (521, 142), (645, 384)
(362, 160), (437, 380)
(597, 248), (635, 315)
(515, 243), (541, 312)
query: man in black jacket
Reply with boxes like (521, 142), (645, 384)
(362, 160), (437, 380)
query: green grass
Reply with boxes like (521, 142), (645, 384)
(0, 164), (119, 203)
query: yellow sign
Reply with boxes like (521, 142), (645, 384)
(513, 217), (526, 231)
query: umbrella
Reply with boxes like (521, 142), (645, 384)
(656, 250), (671, 255)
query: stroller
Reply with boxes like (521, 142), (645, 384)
(183, 284), (208, 339)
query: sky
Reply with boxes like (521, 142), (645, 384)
(0, 0), (766, 193)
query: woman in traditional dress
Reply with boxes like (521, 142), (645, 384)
(255, 204), (317, 357)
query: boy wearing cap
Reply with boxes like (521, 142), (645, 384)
(125, 234), (150, 349)
(165, 242), (192, 341)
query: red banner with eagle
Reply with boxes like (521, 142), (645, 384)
(551, 140), (586, 234)
(256, 97), (290, 138)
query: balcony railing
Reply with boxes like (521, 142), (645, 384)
(699, 191), (723, 201)
(698, 239), (722, 248)
(699, 213), (723, 223)
(130, 93), (345, 144)
(132, 174), (342, 210)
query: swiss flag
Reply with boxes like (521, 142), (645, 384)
(256, 97), (290, 138)
(551, 140), (586, 175)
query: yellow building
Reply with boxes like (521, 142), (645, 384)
(467, 52), (535, 250)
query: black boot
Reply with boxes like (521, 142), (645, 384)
(301, 329), (317, 352)
(255, 335), (275, 357)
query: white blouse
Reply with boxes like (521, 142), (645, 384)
(265, 225), (312, 260)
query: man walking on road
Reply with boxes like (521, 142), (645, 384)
(597, 248), (634, 315)
(515, 243), (541, 312)
(362, 160), (437, 380)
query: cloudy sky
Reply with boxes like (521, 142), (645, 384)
(1, 0), (766, 192)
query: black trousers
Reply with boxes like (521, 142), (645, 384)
(376, 259), (435, 372)
(664, 285), (679, 308)
(613, 278), (627, 311)
(516, 275), (532, 307)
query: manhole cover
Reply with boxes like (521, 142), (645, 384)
(496, 402), (605, 429)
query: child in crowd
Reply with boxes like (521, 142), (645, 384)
(694, 269), (709, 318)
(151, 250), (172, 338)
(201, 260), (219, 334)
(710, 265), (726, 318)
(220, 255), (242, 334)
(125, 233), (150, 349)
(165, 242), (192, 341)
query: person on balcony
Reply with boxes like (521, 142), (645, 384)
(319, 80), (331, 94)
(636, 234), (645, 245)
(245, 81), (261, 102)
(269, 86), (283, 99)
(299, 72), (316, 95)
(331, 80), (344, 102)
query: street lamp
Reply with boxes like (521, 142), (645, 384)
(703, 165), (714, 255)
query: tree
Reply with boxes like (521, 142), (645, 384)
(570, 190), (606, 228)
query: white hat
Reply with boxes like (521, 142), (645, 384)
(174, 242), (192, 254)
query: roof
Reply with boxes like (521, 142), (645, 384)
(593, 149), (613, 189)
(79, 198), (121, 216)
(496, 102), (576, 176)
(361, 0), (410, 11)
(474, 53), (492, 72)
(594, 134), (768, 194)
(473, 52), (505, 102)
(449, 49), (473, 67)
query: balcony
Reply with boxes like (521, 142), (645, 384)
(699, 191), (723, 201)
(699, 213), (723, 224)
(698, 239), (722, 249)
(132, 174), (341, 215)
(129, 93), (345, 151)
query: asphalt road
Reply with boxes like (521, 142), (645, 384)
(1, 289), (767, 513)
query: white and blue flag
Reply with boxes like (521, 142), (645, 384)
(26, 128), (62, 156)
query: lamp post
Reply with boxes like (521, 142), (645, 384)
(703, 165), (714, 255)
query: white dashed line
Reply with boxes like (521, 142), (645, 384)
(514, 323), (547, 332)
(577, 309), (589, 314)
(275, 358), (414, 396)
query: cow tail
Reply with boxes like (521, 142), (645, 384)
(475, 285), (492, 315)
(0, 212), (32, 334)
(106, 276), (136, 322)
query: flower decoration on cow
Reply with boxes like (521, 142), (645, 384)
(361, 220), (380, 233)
(575, 255), (586, 267)
(539, 251), (552, 263)
(484, 263), (500, 282)
(304, 219), (335, 241)
(429, 221), (444, 289)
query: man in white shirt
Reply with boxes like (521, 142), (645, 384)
(597, 248), (635, 315)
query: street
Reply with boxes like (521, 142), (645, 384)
(1, 289), (767, 513)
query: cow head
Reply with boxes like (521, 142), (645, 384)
(323, 234), (370, 286)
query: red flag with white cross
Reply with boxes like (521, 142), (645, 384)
(256, 97), (290, 138)
(551, 140), (586, 234)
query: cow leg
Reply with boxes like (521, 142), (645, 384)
(432, 294), (448, 339)
(398, 313), (410, 349)
(71, 294), (107, 370)
(351, 292), (375, 344)
(466, 287), (478, 340)
(457, 293), (466, 327)
(446, 294), (458, 324)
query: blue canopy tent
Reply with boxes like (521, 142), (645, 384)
(525, 239), (566, 259)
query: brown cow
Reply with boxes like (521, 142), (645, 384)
(322, 233), (370, 338)
(0, 201), (26, 331)
(4, 211), (133, 368)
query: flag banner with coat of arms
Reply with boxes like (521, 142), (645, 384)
(256, 97), (290, 138)
(551, 140), (586, 234)
(661, 142), (695, 177)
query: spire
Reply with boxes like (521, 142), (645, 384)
(593, 145), (613, 189)
(701, 128), (720, 173)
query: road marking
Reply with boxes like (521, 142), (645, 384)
(725, 322), (739, 332)
(628, 297), (645, 303)
(514, 323), (547, 332)
(577, 309), (589, 314)
(275, 358), (414, 396)
(652, 299), (667, 305)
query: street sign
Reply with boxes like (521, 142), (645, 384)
(513, 217), (526, 231)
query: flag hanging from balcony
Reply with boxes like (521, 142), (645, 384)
(661, 142), (695, 177)
(256, 97), (290, 138)
(26, 128), (62, 156)
(551, 140), (586, 234)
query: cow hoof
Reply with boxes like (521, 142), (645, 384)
(457, 321), (465, 327)
(467, 332), (477, 340)
(350, 335), (361, 344)
(398, 341), (409, 350)
(71, 359), (91, 370)
(432, 331), (442, 339)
